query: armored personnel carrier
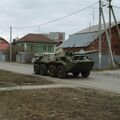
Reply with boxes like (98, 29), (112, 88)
(32, 48), (94, 78)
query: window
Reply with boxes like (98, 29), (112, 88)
(43, 45), (46, 51)
(48, 45), (52, 52)
(31, 44), (34, 52)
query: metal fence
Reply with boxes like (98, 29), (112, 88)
(0, 53), (9, 61)
(88, 52), (120, 69)
(16, 52), (33, 63)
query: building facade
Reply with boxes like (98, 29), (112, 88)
(12, 33), (56, 63)
(0, 37), (9, 61)
(44, 32), (65, 46)
(60, 23), (120, 68)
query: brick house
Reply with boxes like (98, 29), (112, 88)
(60, 23), (120, 68)
(60, 23), (120, 54)
(0, 37), (9, 61)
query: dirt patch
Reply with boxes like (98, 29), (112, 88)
(0, 70), (53, 87)
(0, 88), (119, 120)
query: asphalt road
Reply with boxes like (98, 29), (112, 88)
(0, 61), (120, 94)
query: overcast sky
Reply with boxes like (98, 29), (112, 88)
(0, 0), (120, 42)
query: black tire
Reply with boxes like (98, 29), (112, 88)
(40, 64), (48, 76)
(72, 71), (80, 77)
(49, 64), (57, 77)
(57, 65), (67, 79)
(81, 71), (90, 78)
(34, 63), (40, 74)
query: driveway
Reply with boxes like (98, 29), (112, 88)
(0, 61), (120, 94)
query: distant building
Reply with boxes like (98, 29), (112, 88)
(60, 22), (120, 68)
(12, 33), (56, 63)
(60, 22), (120, 54)
(44, 32), (65, 46)
(0, 37), (9, 61)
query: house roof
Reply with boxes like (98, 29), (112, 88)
(0, 37), (9, 52)
(0, 37), (9, 44)
(16, 33), (56, 44)
(60, 22), (120, 48)
(59, 32), (98, 48)
(75, 21), (120, 34)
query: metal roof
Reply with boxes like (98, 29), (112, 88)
(59, 32), (98, 48)
(75, 22), (120, 34)
(60, 22), (120, 48)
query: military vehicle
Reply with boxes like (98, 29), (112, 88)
(32, 48), (94, 78)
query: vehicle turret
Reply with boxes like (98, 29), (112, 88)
(32, 48), (94, 78)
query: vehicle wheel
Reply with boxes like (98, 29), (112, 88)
(40, 64), (48, 76)
(34, 63), (40, 74)
(49, 65), (57, 77)
(57, 65), (67, 79)
(72, 71), (80, 77)
(81, 71), (90, 78)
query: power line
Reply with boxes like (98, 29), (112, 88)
(0, 28), (9, 35)
(14, 2), (98, 29)
(113, 5), (120, 9)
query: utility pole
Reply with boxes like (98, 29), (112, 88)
(10, 26), (12, 62)
(108, 0), (112, 66)
(108, 0), (112, 42)
(98, 0), (102, 69)
(111, 5), (120, 38)
(90, 7), (95, 26)
(101, 7), (115, 67)
(38, 25), (40, 33)
(92, 7), (95, 26)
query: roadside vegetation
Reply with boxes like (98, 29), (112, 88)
(0, 70), (120, 120)
(0, 70), (53, 87)
(0, 88), (120, 120)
